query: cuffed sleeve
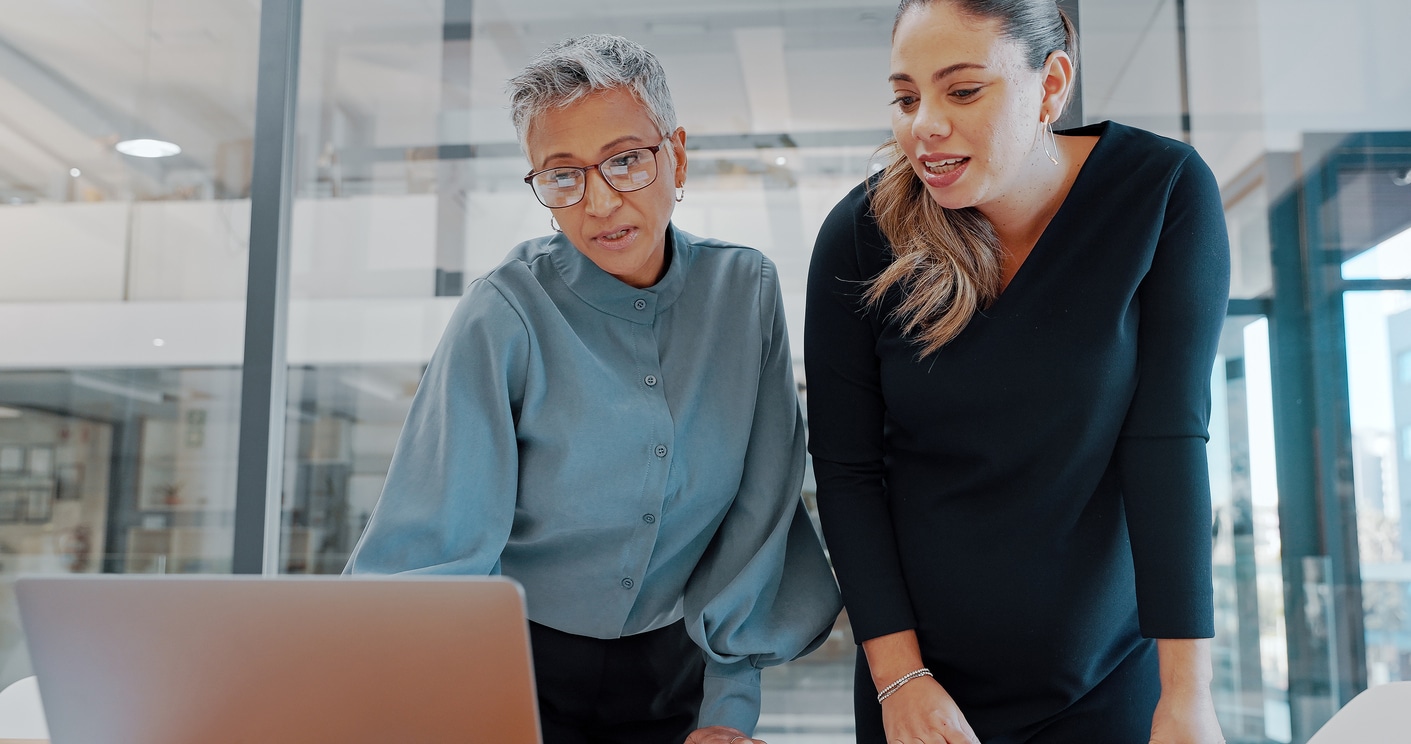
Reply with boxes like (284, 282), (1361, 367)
(1118, 152), (1230, 638)
(343, 279), (530, 576)
(683, 259), (843, 732)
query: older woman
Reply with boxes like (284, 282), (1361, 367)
(807, 1), (1228, 743)
(345, 34), (840, 744)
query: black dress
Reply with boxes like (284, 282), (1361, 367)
(804, 121), (1230, 743)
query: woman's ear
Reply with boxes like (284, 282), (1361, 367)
(670, 127), (688, 187)
(1039, 50), (1075, 121)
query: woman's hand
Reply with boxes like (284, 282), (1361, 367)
(880, 676), (980, 744)
(1150, 638), (1224, 744)
(685, 726), (766, 744)
(862, 629), (978, 743)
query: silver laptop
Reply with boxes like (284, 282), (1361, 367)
(16, 574), (541, 744)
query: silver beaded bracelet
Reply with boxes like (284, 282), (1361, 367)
(876, 667), (933, 703)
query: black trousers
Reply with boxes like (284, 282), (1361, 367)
(530, 620), (705, 744)
(854, 639), (1160, 744)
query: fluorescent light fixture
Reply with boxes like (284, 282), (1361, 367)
(0, 406), (22, 418)
(115, 138), (182, 158)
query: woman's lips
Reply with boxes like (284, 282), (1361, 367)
(918, 155), (970, 189)
(593, 226), (636, 251)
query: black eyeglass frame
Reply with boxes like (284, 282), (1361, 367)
(523, 139), (669, 209)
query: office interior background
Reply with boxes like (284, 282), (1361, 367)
(0, 0), (1407, 741)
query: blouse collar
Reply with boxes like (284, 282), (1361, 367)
(547, 224), (691, 324)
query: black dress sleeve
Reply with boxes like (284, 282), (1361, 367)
(1116, 150), (1230, 638)
(805, 184), (918, 643)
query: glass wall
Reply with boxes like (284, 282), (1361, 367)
(2, 1), (1410, 741)
(0, 1), (261, 691)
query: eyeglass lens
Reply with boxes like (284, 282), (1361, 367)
(530, 148), (658, 208)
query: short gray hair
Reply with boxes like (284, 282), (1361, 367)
(507, 34), (678, 153)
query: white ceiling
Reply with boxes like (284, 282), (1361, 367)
(0, 0), (1304, 205)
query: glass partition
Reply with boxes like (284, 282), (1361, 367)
(0, 0), (259, 689)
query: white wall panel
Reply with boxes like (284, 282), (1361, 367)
(289, 193), (437, 298)
(127, 200), (251, 301)
(0, 202), (128, 301)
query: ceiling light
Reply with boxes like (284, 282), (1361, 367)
(152, 338), (166, 347)
(0, 406), (22, 418)
(775, 156), (788, 166)
(116, 139), (182, 158)
(70, 168), (81, 177)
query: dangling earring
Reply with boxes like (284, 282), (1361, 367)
(1041, 116), (1059, 166)
(550, 216), (561, 232)
(674, 186), (685, 203)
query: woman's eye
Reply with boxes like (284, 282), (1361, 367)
(951, 87), (982, 100)
(609, 153), (640, 168)
(889, 95), (918, 110)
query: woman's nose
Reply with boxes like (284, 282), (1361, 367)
(582, 168), (622, 217)
(911, 99), (952, 140)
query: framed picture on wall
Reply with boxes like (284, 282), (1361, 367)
(0, 488), (24, 522)
(27, 446), (54, 477)
(0, 446), (23, 474)
(25, 486), (53, 523)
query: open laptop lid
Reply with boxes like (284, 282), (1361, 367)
(16, 574), (540, 744)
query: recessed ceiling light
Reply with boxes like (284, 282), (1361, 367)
(70, 168), (81, 177)
(775, 156), (788, 166)
(116, 139), (182, 158)
(152, 338), (166, 347)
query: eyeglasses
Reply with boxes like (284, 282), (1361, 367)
(524, 140), (667, 209)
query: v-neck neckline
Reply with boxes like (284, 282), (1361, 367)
(982, 120), (1113, 316)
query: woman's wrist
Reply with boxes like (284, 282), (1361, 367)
(1156, 637), (1213, 692)
(860, 629), (926, 692)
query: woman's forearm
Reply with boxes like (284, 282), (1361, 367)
(1156, 637), (1213, 692)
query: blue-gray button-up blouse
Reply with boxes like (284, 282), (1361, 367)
(345, 225), (842, 732)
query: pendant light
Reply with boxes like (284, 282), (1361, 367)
(115, 0), (181, 159)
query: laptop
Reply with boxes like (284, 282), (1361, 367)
(15, 574), (541, 744)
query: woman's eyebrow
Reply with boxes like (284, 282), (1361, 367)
(539, 135), (648, 167)
(888, 62), (988, 84)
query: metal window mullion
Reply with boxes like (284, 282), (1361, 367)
(233, 0), (302, 575)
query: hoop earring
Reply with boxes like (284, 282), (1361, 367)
(675, 186), (685, 203)
(1041, 116), (1059, 166)
(550, 216), (561, 232)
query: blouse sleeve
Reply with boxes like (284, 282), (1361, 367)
(343, 278), (530, 576)
(1116, 151), (1230, 638)
(803, 186), (918, 643)
(682, 258), (843, 733)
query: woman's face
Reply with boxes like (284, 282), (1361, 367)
(889, 2), (1050, 211)
(525, 87), (687, 289)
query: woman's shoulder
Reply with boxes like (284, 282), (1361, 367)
(674, 227), (776, 282)
(810, 175), (890, 278)
(1079, 120), (1203, 174)
(1069, 121), (1218, 209)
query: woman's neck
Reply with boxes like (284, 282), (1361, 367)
(977, 136), (1090, 252)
